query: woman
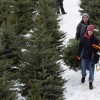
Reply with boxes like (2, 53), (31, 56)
(77, 25), (99, 89)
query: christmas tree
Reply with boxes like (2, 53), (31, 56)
(20, 0), (66, 99)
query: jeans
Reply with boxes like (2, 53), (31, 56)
(81, 58), (95, 82)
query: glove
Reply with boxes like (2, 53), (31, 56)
(75, 56), (80, 60)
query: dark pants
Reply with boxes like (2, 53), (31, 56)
(57, 0), (66, 14)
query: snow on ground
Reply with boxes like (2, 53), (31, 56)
(59, 0), (81, 45)
(60, 0), (100, 100)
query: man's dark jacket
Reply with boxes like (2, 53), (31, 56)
(76, 20), (90, 40)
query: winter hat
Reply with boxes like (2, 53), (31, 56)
(82, 13), (89, 18)
(87, 25), (94, 32)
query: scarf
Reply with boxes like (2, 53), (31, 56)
(84, 32), (92, 40)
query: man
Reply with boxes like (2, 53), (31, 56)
(75, 13), (90, 40)
(57, 0), (66, 14)
(76, 25), (99, 89)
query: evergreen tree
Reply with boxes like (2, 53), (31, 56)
(63, 39), (80, 71)
(0, 0), (34, 99)
(10, 0), (36, 98)
(0, 0), (16, 99)
(20, 0), (66, 99)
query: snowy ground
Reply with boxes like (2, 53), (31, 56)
(60, 0), (100, 100)
(59, 0), (81, 44)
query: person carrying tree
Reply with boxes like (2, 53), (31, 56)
(76, 25), (99, 90)
(57, 0), (66, 14)
(75, 13), (91, 40)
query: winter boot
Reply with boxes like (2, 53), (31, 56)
(89, 82), (93, 90)
(81, 77), (85, 83)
